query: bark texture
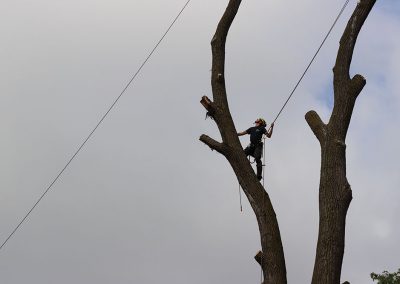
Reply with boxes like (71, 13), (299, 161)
(200, 1), (286, 283)
(306, 1), (376, 283)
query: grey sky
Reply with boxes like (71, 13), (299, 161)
(0, 0), (399, 283)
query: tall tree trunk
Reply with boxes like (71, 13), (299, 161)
(199, 0), (286, 283)
(306, 1), (376, 283)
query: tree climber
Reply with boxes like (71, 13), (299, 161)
(237, 118), (274, 180)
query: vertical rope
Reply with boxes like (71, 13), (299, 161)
(262, 137), (266, 188)
(261, 136), (267, 283)
(260, 260), (263, 284)
(238, 183), (243, 212)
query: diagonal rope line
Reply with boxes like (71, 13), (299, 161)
(0, 0), (192, 252)
(270, 0), (351, 127)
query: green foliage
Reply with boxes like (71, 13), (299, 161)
(371, 269), (400, 284)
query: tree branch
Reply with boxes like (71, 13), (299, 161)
(254, 250), (264, 266)
(199, 134), (226, 155)
(209, 0), (243, 146)
(331, 0), (376, 140)
(333, 0), (376, 88)
(211, 0), (242, 107)
(350, 74), (366, 98)
(200, 95), (216, 117)
(305, 111), (326, 144)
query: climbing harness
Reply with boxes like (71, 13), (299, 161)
(246, 143), (263, 164)
(238, 136), (267, 211)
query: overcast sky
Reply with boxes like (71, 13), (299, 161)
(0, 0), (399, 283)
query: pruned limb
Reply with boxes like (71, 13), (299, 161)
(350, 74), (366, 97)
(200, 95), (216, 119)
(254, 250), (264, 266)
(200, 96), (213, 112)
(305, 111), (326, 144)
(199, 134), (226, 155)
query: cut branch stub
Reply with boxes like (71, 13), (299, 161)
(305, 110), (326, 144)
(200, 95), (216, 118)
(350, 74), (366, 97)
(254, 250), (264, 266)
(199, 134), (226, 155)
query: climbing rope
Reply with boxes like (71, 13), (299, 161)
(262, 137), (266, 188)
(0, 0), (193, 253)
(260, 259), (264, 284)
(238, 183), (243, 212)
(260, 137), (266, 283)
(270, 0), (351, 128)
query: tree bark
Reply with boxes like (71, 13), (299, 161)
(200, 1), (286, 283)
(306, 1), (376, 283)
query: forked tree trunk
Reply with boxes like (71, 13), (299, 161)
(200, 0), (376, 283)
(199, 0), (286, 283)
(305, 1), (376, 283)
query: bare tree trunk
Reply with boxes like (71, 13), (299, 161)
(199, 0), (286, 283)
(306, 1), (376, 283)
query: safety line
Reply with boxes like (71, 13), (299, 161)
(0, 0), (192, 252)
(271, 0), (351, 126)
(238, 183), (243, 212)
(261, 137), (266, 283)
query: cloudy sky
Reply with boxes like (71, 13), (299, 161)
(0, 0), (399, 283)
